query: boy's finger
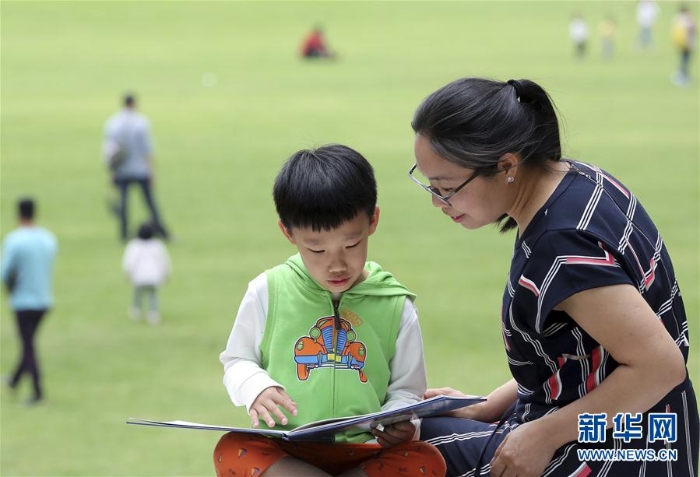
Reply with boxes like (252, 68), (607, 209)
(377, 434), (396, 448)
(383, 427), (405, 441)
(372, 428), (392, 441)
(280, 398), (298, 415)
(392, 421), (413, 431)
(258, 408), (276, 427)
(250, 410), (260, 428)
(275, 392), (298, 416)
(271, 405), (289, 425)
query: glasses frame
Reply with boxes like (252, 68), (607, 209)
(408, 164), (480, 206)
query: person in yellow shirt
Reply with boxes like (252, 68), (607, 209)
(671, 4), (697, 86)
(599, 15), (617, 59)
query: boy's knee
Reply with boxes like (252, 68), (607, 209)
(213, 433), (246, 472)
(213, 433), (288, 477)
(405, 441), (446, 473)
(362, 441), (446, 477)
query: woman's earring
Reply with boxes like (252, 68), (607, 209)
(507, 176), (515, 184)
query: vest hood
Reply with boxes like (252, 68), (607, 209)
(284, 254), (415, 300)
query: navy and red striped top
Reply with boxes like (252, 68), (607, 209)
(502, 160), (690, 422)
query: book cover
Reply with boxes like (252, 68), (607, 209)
(127, 395), (485, 442)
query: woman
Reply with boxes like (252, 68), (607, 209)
(407, 78), (698, 476)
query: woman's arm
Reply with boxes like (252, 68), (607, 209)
(426, 379), (518, 422)
(532, 283), (684, 445)
(490, 284), (686, 476)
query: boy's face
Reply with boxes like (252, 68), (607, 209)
(279, 207), (379, 294)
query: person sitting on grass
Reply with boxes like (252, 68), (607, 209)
(408, 77), (697, 477)
(300, 25), (336, 59)
(213, 144), (446, 477)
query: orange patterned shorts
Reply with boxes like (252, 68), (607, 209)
(213, 432), (446, 477)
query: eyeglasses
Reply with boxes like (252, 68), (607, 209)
(408, 164), (480, 206)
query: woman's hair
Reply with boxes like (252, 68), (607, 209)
(273, 144), (377, 232)
(411, 78), (562, 232)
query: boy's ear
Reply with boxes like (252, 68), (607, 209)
(368, 207), (380, 236)
(278, 220), (297, 244)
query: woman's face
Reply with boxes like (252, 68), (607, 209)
(413, 134), (511, 230)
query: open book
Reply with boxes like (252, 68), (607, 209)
(127, 395), (485, 442)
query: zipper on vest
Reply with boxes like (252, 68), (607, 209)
(330, 296), (342, 416)
(332, 298), (341, 353)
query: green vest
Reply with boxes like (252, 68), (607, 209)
(261, 254), (415, 443)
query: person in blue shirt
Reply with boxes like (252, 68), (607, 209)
(1, 198), (58, 405)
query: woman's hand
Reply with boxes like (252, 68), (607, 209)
(249, 386), (297, 428)
(425, 387), (495, 420)
(425, 387), (473, 399)
(489, 421), (556, 477)
(371, 420), (416, 448)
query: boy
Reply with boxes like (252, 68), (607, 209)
(214, 145), (445, 477)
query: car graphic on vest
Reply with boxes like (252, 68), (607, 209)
(294, 316), (367, 382)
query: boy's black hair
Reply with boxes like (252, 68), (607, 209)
(18, 198), (35, 220)
(138, 222), (154, 240)
(273, 144), (377, 232)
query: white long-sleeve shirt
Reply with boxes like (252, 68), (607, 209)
(122, 238), (171, 286)
(220, 272), (428, 414)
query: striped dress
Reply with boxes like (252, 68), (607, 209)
(421, 161), (698, 477)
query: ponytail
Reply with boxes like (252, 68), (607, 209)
(412, 77), (563, 232)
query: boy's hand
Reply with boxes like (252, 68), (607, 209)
(371, 420), (416, 448)
(249, 386), (297, 428)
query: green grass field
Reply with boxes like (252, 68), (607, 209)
(1, 1), (697, 475)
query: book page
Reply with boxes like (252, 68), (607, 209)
(127, 395), (486, 442)
(126, 418), (290, 437)
(289, 395), (485, 439)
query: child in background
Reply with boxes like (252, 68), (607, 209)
(599, 15), (617, 59)
(122, 222), (171, 324)
(569, 12), (589, 59)
(214, 145), (445, 477)
(636, 0), (660, 51)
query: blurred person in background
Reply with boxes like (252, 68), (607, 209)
(568, 13), (589, 59)
(122, 222), (171, 325)
(636, 0), (660, 51)
(103, 93), (171, 242)
(408, 77), (698, 476)
(599, 15), (617, 59)
(300, 25), (336, 59)
(671, 4), (697, 87)
(1, 198), (58, 405)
